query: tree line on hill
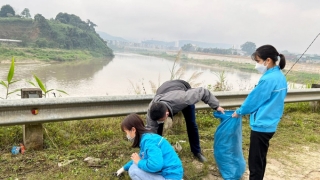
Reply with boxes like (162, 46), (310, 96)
(181, 41), (257, 56)
(0, 4), (113, 57)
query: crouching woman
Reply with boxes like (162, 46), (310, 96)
(116, 113), (184, 180)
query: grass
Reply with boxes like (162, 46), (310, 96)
(0, 102), (320, 179)
(0, 47), (108, 62)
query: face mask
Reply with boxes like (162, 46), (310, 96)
(126, 134), (135, 142)
(255, 62), (268, 74)
(157, 120), (164, 124)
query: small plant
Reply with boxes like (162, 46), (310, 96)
(149, 74), (161, 94)
(168, 50), (203, 87)
(128, 51), (203, 95)
(128, 79), (146, 95)
(0, 57), (20, 99)
(27, 74), (68, 98)
(169, 51), (182, 80)
(209, 71), (231, 91)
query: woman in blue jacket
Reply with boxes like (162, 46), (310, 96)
(232, 45), (287, 180)
(116, 113), (184, 180)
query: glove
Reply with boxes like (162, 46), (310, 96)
(116, 167), (125, 176)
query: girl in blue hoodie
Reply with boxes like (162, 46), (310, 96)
(232, 45), (287, 180)
(116, 113), (184, 180)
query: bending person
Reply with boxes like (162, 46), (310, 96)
(146, 79), (224, 162)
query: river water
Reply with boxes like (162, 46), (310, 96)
(0, 53), (262, 99)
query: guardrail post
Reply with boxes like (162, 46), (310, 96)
(21, 88), (43, 150)
(311, 84), (320, 112)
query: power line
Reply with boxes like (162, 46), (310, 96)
(285, 33), (320, 76)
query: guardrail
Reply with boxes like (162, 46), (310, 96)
(1, 88), (320, 126)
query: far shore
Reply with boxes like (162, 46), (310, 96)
(0, 59), (43, 64)
(135, 49), (320, 74)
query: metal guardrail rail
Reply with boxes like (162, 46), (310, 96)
(0, 89), (320, 126)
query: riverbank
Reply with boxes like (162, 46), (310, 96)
(0, 103), (319, 179)
(0, 47), (114, 62)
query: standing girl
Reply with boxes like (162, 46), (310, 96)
(232, 45), (287, 180)
(116, 113), (183, 180)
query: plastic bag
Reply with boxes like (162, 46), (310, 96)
(213, 110), (246, 180)
(11, 146), (20, 155)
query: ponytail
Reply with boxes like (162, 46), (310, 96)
(278, 54), (286, 69)
(254, 45), (286, 70)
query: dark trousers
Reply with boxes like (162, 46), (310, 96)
(249, 130), (274, 180)
(181, 104), (201, 154)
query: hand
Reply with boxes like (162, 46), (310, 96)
(116, 167), (125, 176)
(131, 152), (141, 164)
(216, 106), (225, 114)
(232, 111), (239, 118)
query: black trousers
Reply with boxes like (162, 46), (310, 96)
(181, 104), (201, 154)
(249, 130), (274, 180)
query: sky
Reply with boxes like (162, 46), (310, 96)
(2, 0), (320, 54)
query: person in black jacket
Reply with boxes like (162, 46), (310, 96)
(146, 80), (224, 162)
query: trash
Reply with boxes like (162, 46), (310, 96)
(84, 157), (101, 166)
(19, 143), (25, 154)
(11, 143), (26, 155)
(58, 159), (76, 167)
(11, 146), (20, 155)
(173, 142), (182, 152)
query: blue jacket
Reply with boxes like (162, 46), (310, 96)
(235, 66), (287, 133)
(123, 133), (183, 179)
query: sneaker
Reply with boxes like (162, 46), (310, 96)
(194, 153), (207, 162)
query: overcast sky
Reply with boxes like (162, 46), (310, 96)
(2, 0), (320, 54)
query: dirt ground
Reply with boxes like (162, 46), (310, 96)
(199, 145), (320, 180)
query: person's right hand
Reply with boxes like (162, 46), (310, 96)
(232, 111), (239, 118)
(116, 167), (125, 176)
(216, 106), (225, 114)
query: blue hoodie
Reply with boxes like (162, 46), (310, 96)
(235, 66), (287, 133)
(123, 133), (183, 180)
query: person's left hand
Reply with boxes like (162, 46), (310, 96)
(131, 152), (141, 164)
(232, 111), (239, 118)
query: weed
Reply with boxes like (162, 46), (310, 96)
(128, 51), (204, 94)
(27, 74), (68, 98)
(0, 57), (20, 99)
(208, 71), (232, 91)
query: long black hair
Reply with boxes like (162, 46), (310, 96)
(121, 113), (152, 148)
(251, 45), (286, 70)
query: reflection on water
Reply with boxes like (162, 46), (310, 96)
(0, 53), (262, 99)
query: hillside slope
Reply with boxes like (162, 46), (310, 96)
(0, 13), (113, 58)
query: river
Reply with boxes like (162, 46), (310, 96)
(0, 52), (263, 99)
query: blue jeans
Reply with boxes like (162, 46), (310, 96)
(128, 164), (165, 180)
(181, 104), (201, 154)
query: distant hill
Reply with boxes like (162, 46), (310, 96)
(0, 12), (113, 57)
(97, 31), (128, 41)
